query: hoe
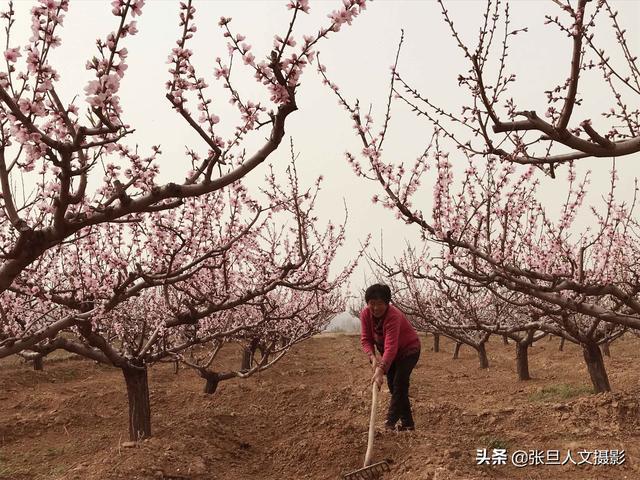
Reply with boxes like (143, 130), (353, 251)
(342, 383), (390, 480)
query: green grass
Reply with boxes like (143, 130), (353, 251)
(44, 446), (65, 457)
(0, 458), (22, 478)
(528, 383), (592, 402)
(47, 465), (68, 477)
(478, 435), (509, 450)
(52, 368), (82, 381)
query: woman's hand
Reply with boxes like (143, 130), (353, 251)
(371, 366), (384, 389)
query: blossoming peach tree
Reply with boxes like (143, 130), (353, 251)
(374, 244), (624, 388)
(2, 154), (360, 440)
(322, 3), (639, 330)
(0, 0), (369, 287)
(0, 0), (368, 441)
(0, 0), (367, 354)
(321, 0), (638, 391)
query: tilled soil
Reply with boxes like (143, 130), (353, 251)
(1, 334), (639, 480)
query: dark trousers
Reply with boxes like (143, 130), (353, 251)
(385, 351), (420, 427)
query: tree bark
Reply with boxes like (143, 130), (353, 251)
(582, 342), (611, 393)
(477, 342), (489, 369)
(200, 370), (220, 395)
(241, 347), (252, 372)
(122, 365), (152, 441)
(600, 341), (611, 357)
(516, 341), (531, 381)
(260, 349), (270, 364)
(33, 356), (43, 371)
(453, 342), (462, 360)
(432, 334), (440, 353)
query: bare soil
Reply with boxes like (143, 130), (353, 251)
(1, 334), (639, 480)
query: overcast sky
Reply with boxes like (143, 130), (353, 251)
(7, 0), (640, 301)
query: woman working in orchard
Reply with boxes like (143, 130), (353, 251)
(360, 284), (421, 431)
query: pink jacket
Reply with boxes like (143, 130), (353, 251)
(360, 304), (420, 373)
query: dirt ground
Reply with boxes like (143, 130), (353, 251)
(1, 333), (639, 480)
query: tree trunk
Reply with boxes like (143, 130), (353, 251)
(582, 342), (611, 393)
(33, 356), (44, 371)
(259, 348), (270, 364)
(477, 342), (489, 369)
(559, 337), (565, 352)
(432, 334), (440, 353)
(502, 335), (508, 345)
(122, 365), (151, 441)
(241, 347), (252, 372)
(516, 342), (531, 381)
(200, 370), (220, 395)
(601, 341), (611, 357)
(453, 342), (462, 360)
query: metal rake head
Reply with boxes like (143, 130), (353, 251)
(343, 460), (390, 480)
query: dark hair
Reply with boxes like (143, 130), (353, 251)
(364, 284), (391, 304)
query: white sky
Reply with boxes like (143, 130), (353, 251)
(7, 0), (640, 299)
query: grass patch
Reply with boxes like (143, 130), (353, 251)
(528, 383), (592, 402)
(478, 435), (509, 450)
(47, 465), (68, 476)
(44, 446), (65, 457)
(51, 369), (82, 382)
(0, 459), (22, 478)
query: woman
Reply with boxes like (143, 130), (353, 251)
(360, 283), (421, 431)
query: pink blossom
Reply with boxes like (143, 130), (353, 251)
(123, 21), (138, 36)
(328, 8), (354, 29)
(131, 0), (144, 17)
(288, 0), (310, 13)
(26, 47), (39, 74)
(4, 48), (20, 62)
(214, 66), (229, 79)
(243, 52), (255, 65)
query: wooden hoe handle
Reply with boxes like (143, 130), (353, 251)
(363, 382), (380, 467)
